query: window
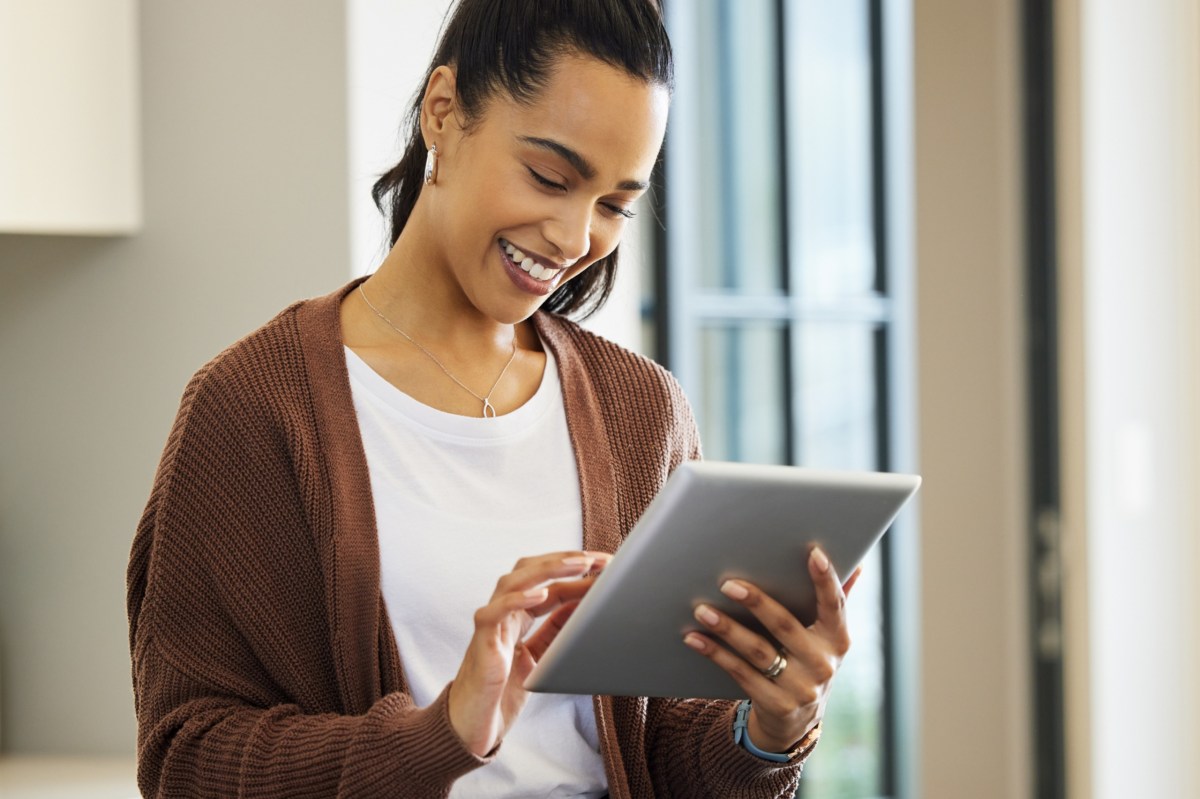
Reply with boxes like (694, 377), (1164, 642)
(648, 1), (905, 795)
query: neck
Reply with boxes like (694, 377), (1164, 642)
(363, 211), (519, 358)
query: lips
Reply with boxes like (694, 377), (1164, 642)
(499, 238), (565, 282)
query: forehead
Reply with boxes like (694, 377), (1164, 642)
(485, 54), (670, 178)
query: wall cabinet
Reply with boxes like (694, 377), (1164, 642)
(0, 0), (140, 234)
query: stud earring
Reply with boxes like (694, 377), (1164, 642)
(424, 144), (439, 185)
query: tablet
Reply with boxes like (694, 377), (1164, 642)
(524, 460), (921, 699)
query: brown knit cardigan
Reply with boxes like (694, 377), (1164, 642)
(127, 278), (807, 798)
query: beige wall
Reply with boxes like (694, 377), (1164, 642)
(1058, 1), (1200, 797)
(913, 0), (1031, 797)
(0, 0), (350, 753)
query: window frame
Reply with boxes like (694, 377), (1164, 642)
(647, 1), (915, 796)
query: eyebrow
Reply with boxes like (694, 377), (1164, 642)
(517, 135), (650, 192)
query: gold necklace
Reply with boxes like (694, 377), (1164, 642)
(358, 285), (518, 418)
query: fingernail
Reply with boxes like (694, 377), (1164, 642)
(811, 547), (831, 573)
(524, 587), (549, 598)
(683, 633), (707, 651)
(562, 556), (593, 566)
(720, 580), (749, 600)
(694, 604), (720, 626)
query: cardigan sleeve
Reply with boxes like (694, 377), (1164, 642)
(643, 697), (805, 798)
(133, 642), (488, 798)
(128, 358), (491, 798)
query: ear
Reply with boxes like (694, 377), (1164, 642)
(420, 65), (459, 147)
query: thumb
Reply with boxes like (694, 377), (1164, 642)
(842, 565), (864, 598)
(511, 641), (537, 683)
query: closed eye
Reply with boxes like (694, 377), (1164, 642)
(603, 203), (636, 220)
(527, 167), (566, 192)
(528, 166), (636, 220)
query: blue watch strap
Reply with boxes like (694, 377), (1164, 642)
(732, 700), (793, 763)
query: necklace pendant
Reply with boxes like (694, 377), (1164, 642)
(482, 398), (497, 418)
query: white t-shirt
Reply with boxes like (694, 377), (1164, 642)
(345, 345), (607, 799)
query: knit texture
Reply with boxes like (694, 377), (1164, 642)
(128, 278), (809, 798)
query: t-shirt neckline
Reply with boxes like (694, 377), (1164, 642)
(342, 343), (560, 442)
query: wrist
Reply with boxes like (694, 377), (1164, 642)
(748, 711), (811, 753)
(734, 700), (822, 762)
(446, 679), (495, 758)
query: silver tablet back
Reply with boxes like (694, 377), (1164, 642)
(525, 460), (920, 699)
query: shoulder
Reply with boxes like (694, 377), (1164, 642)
(534, 312), (700, 459)
(157, 290), (337, 496)
(181, 279), (350, 420)
(153, 301), (313, 511)
(534, 312), (686, 404)
(184, 301), (307, 411)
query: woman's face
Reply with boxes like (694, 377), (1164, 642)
(420, 54), (670, 324)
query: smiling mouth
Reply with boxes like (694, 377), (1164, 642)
(499, 238), (565, 282)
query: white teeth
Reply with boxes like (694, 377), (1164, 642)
(502, 240), (560, 281)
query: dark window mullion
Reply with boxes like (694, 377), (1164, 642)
(1022, 0), (1065, 797)
(773, 0), (796, 465)
(875, 325), (897, 799)
(868, 0), (897, 796)
(650, 157), (671, 369)
(870, 0), (889, 296)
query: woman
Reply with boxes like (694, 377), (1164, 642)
(127, 1), (859, 796)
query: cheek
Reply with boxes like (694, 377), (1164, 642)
(440, 160), (520, 231)
(590, 221), (626, 262)
(565, 222), (625, 281)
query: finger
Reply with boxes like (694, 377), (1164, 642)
(693, 598), (834, 689)
(508, 550), (613, 572)
(691, 603), (786, 679)
(512, 639), (538, 683)
(807, 547), (849, 636)
(493, 552), (611, 597)
(472, 585), (549, 629)
(522, 600), (581, 659)
(842, 565), (864, 599)
(525, 574), (601, 616)
(717, 578), (811, 657)
(681, 631), (791, 708)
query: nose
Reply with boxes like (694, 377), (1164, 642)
(544, 201), (592, 264)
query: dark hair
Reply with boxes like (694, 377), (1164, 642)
(371, 0), (673, 320)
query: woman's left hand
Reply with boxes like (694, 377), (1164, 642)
(682, 547), (863, 754)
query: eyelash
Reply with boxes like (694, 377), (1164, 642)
(526, 167), (636, 220)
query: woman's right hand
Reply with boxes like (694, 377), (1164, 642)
(447, 550), (610, 757)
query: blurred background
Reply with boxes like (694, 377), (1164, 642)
(0, 1), (1196, 798)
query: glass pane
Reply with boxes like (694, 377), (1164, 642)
(796, 323), (878, 470)
(697, 324), (788, 464)
(692, 0), (785, 293)
(800, 547), (886, 799)
(785, 0), (877, 300)
(633, 187), (662, 357)
(793, 322), (883, 799)
(639, 316), (658, 364)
